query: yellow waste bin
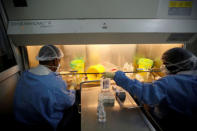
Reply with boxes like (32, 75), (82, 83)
(87, 64), (105, 80)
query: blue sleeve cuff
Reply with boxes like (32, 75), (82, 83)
(114, 71), (128, 86)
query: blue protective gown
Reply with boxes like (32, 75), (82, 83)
(114, 71), (197, 119)
(14, 70), (75, 130)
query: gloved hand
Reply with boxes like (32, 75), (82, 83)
(103, 72), (115, 79)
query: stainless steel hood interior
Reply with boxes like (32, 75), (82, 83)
(7, 19), (197, 45)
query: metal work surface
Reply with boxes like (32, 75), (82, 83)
(81, 86), (155, 131)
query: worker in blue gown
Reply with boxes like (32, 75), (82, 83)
(104, 48), (197, 131)
(14, 45), (77, 131)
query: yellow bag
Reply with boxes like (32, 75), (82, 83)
(137, 58), (153, 71)
(135, 58), (154, 82)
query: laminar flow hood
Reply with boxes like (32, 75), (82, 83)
(3, 0), (197, 45)
(7, 19), (197, 45)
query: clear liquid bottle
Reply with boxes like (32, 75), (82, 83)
(97, 100), (104, 115)
(98, 108), (106, 123)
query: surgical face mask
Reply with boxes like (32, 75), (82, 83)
(160, 65), (170, 75)
(45, 63), (61, 72)
(56, 63), (61, 72)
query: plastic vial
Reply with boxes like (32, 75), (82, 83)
(101, 78), (110, 92)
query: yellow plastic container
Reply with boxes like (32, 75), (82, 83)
(136, 58), (154, 82)
(87, 64), (105, 80)
(137, 58), (153, 71)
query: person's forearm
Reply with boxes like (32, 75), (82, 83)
(113, 71), (142, 96)
(114, 71), (168, 105)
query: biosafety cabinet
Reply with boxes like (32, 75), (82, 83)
(0, 0), (197, 130)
